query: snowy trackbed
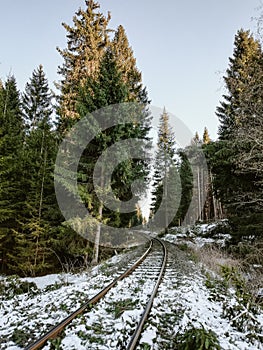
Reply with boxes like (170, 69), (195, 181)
(1, 236), (262, 350)
(24, 238), (167, 350)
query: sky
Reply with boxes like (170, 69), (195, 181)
(0, 0), (262, 140)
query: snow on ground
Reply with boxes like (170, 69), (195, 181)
(137, 243), (263, 350)
(0, 246), (147, 349)
(46, 245), (164, 349)
(0, 227), (262, 349)
(164, 220), (232, 248)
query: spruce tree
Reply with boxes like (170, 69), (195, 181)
(192, 131), (201, 145)
(12, 66), (60, 276)
(217, 29), (263, 139)
(151, 109), (180, 231)
(56, 3), (151, 262)
(56, 0), (111, 131)
(76, 49), (150, 262)
(22, 64), (53, 131)
(0, 76), (25, 273)
(112, 25), (147, 103)
(202, 127), (211, 144)
(212, 29), (263, 241)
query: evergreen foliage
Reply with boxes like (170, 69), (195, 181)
(173, 150), (193, 226)
(22, 65), (53, 131)
(112, 25), (148, 104)
(202, 127), (211, 145)
(0, 76), (25, 273)
(11, 66), (60, 275)
(6, 2), (263, 276)
(211, 29), (263, 241)
(55, 1), (151, 263)
(56, 0), (111, 131)
(217, 30), (263, 140)
(0, 2), (153, 274)
(75, 49), (150, 261)
(151, 109), (180, 230)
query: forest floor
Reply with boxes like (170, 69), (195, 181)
(0, 222), (262, 349)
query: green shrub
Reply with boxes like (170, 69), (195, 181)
(175, 324), (221, 350)
(11, 328), (30, 347)
(0, 275), (38, 299)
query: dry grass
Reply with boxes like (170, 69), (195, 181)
(232, 240), (263, 267)
(195, 242), (263, 303)
(194, 245), (242, 275)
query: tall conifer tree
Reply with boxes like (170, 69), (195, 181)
(202, 127), (211, 144)
(212, 29), (263, 241)
(75, 49), (150, 262)
(12, 66), (60, 276)
(0, 76), (25, 272)
(56, 0), (111, 131)
(151, 109), (180, 231)
(56, 4), (151, 263)
(112, 25), (148, 103)
(217, 29), (263, 139)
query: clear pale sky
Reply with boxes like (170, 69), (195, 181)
(0, 0), (262, 139)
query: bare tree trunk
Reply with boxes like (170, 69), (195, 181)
(218, 200), (224, 219)
(92, 163), (105, 265)
(92, 204), (102, 264)
(34, 130), (47, 274)
(38, 133), (46, 221)
(197, 166), (201, 221)
(209, 171), (218, 221)
(164, 169), (168, 232)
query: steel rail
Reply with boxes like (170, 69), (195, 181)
(126, 238), (167, 350)
(24, 239), (153, 350)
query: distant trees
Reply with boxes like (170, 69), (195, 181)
(150, 117), (220, 229)
(202, 127), (211, 145)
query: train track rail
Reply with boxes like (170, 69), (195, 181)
(25, 238), (167, 350)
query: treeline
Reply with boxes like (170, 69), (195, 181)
(149, 111), (222, 230)
(0, 0), (150, 276)
(150, 28), (263, 244)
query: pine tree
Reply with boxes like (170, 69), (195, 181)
(212, 29), (263, 241)
(217, 29), (263, 139)
(202, 127), (211, 144)
(0, 76), (25, 273)
(11, 66), (60, 276)
(56, 3), (151, 262)
(22, 65), (53, 131)
(192, 131), (201, 145)
(57, 49), (151, 263)
(112, 25), (147, 103)
(56, 0), (111, 131)
(151, 109), (180, 231)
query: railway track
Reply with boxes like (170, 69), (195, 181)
(24, 238), (167, 350)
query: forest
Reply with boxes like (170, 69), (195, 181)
(0, 0), (263, 277)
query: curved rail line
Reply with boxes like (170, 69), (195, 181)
(127, 238), (167, 350)
(24, 238), (167, 350)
